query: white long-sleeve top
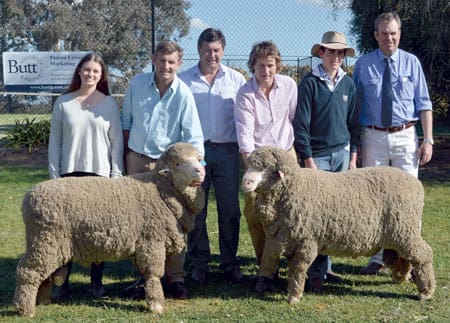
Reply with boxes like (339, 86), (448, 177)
(48, 93), (123, 178)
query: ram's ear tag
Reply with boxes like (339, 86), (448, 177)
(278, 170), (284, 179)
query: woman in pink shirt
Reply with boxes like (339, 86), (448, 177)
(234, 40), (297, 293)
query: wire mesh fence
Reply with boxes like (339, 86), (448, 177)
(1, 0), (357, 136)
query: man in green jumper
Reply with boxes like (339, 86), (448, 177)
(293, 31), (360, 292)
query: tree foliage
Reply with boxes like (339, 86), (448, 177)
(0, 0), (192, 77)
(346, 0), (450, 119)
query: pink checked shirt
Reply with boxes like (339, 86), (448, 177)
(234, 74), (298, 154)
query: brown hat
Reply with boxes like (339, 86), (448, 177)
(311, 31), (355, 57)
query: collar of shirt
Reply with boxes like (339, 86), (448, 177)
(250, 74), (280, 98)
(191, 63), (226, 80)
(313, 64), (346, 91)
(149, 72), (178, 96)
(377, 49), (400, 72)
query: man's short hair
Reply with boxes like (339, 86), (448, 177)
(155, 40), (183, 60)
(197, 28), (226, 49)
(374, 12), (402, 32)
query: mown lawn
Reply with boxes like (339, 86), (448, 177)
(0, 161), (449, 322)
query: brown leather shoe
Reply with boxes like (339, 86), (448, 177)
(90, 283), (106, 298)
(191, 267), (209, 284)
(167, 281), (188, 299)
(255, 276), (272, 294)
(306, 277), (324, 293)
(122, 278), (145, 299)
(52, 284), (70, 303)
(224, 268), (243, 283)
(359, 262), (384, 275)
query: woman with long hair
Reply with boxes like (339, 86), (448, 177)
(48, 52), (123, 300)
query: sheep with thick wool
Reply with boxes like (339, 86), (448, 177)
(242, 146), (435, 304)
(14, 142), (205, 317)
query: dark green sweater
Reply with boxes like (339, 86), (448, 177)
(293, 72), (360, 159)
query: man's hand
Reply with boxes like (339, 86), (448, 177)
(418, 142), (433, 165)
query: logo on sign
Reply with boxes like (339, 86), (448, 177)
(7, 54), (43, 83)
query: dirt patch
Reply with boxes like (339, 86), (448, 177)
(1, 137), (449, 181)
(0, 147), (48, 168)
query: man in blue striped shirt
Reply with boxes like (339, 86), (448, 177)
(353, 12), (433, 275)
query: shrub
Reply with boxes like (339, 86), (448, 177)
(5, 117), (51, 152)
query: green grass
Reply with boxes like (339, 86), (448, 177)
(0, 164), (449, 322)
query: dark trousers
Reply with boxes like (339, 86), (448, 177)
(60, 261), (104, 289)
(188, 142), (241, 272)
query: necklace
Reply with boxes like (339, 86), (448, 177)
(81, 102), (92, 109)
(75, 90), (97, 109)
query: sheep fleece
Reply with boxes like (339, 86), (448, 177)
(246, 146), (435, 302)
(20, 174), (197, 265)
(14, 143), (205, 316)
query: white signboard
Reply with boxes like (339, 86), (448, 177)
(2, 51), (90, 93)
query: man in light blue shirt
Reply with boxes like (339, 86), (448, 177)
(179, 28), (246, 284)
(122, 43), (204, 166)
(353, 12), (433, 275)
(121, 40), (204, 299)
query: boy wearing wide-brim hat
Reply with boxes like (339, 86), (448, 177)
(310, 31), (356, 58)
(293, 31), (360, 292)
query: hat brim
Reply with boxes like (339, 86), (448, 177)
(311, 43), (355, 57)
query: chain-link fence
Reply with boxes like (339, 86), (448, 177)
(1, 0), (357, 137)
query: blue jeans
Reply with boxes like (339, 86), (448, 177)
(187, 142), (241, 272)
(307, 148), (349, 280)
(312, 148), (350, 172)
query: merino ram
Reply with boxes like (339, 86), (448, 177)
(242, 145), (435, 304)
(14, 142), (205, 317)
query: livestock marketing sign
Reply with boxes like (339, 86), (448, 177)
(2, 51), (90, 93)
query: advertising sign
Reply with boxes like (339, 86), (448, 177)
(2, 51), (90, 93)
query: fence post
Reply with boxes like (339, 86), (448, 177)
(151, 0), (155, 72)
(7, 95), (12, 113)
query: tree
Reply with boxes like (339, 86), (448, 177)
(1, 0), (192, 78)
(345, 0), (450, 120)
(1, 1), (32, 85)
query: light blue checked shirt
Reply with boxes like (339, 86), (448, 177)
(121, 72), (204, 158)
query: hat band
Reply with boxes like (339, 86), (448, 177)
(324, 41), (347, 46)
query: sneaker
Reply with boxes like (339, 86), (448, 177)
(191, 267), (209, 284)
(122, 277), (145, 299)
(167, 281), (188, 299)
(224, 268), (243, 283)
(325, 271), (344, 284)
(359, 262), (384, 275)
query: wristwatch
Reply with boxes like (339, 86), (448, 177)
(423, 138), (434, 145)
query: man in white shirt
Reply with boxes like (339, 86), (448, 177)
(179, 28), (246, 284)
